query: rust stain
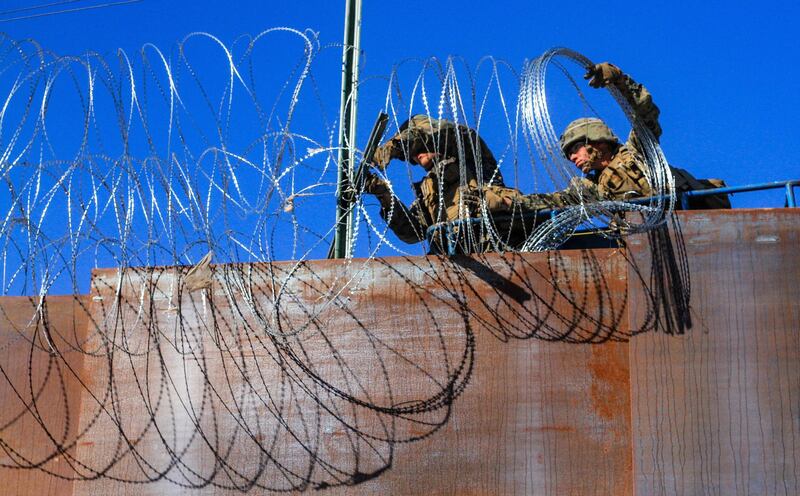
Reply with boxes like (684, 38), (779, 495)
(587, 344), (629, 422)
(78, 442), (94, 447)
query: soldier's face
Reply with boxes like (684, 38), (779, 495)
(568, 142), (609, 174)
(414, 152), (438, 170)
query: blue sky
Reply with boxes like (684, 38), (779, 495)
(0, 0), (798, 294)
(2, 0), (797, 202)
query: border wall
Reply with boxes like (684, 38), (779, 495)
(1, 209), (798, 495)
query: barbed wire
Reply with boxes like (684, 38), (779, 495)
(0, 32), (684, 491)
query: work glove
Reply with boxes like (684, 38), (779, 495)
(459, 187), (514, 213)
(372, 145), (391, 169)
(584, 62), (623, 89)
(363, 171), (392, 199)
(459, 190), (483, 214)
(372, 141), (398, 169)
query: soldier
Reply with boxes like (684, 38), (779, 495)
(547, 62), (728, 209)
(362, 115), (522, 252)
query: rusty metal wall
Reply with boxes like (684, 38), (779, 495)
(627, 210), (800, 495)
(0, 296), (92, 496)
(69, 249), (632, 495)
(0, 209), (797, 495)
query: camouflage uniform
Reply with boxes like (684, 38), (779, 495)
(533, 68), (659, 208)
(369, 115), (510, 252)
(525, 64), (728, 209)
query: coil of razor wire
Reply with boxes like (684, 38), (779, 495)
(518, 47), (674, 251)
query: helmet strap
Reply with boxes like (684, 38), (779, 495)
(584, 143), (601, 167)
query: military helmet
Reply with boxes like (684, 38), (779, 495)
(396, 115), (439, 161)
(559, 117), (619, 156)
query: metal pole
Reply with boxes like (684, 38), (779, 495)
(786, 182), (797, 207)
(333, 0), (362, 258)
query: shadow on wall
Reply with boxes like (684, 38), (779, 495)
(0, 216), (692, 491)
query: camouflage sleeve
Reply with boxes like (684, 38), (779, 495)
(379, 197), (429, 244)
(373, 133), (410, 167)
(612, 72), (662, 145)
(378, 118), (441, 165)
(513, 178), (602, 212)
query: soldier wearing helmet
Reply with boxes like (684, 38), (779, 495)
(552, 62), (728, 207)
(554, 62), (659, 201)
(362, 115), (516, 252)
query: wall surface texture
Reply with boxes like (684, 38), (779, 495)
(0, 209), (797, 495)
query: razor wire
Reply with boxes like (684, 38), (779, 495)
(0, 31), (685, 491)
(518, 47), (674, 251)
(0, 37), (677, 296)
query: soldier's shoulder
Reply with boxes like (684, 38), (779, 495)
(605, 145), (645, 174)
(598, 146), (651, 197)
(611, 144), (640, 164)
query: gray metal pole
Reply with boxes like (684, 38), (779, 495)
(333, 0), (362, 259)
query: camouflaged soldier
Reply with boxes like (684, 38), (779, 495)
(505, 62), (663, 210)
(362, 115), (513, 252)
(529, 62), (728, 209)
(392, 62), (673, 230)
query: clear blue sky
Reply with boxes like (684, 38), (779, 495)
(2, 0), (798, 206)
(0, 0), (798, 295)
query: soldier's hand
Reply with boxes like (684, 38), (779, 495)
(363, 172), (391, 198)
(460, 188), (514, 213)
(459, 190), (483, 210)
(373, 136), (413, 168)
(584, 62), (622, 89)
(372, 143), (393, 169)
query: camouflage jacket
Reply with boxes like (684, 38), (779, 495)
(591, 145), (653, 201)
(375, 116), (504, 244)
(516, 71), (660, 212)
(585, 71), (659, 202)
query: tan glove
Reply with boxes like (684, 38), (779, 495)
(584, 62), (623, 89)
(372, 144), (392, 169)
(458, 189), (482, 214)
(459, 187), (515, 213)
(363, 172), (391, 199)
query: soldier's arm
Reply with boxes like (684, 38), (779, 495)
(372, 136), (404, 168)
(587, 63), (662, 143)
(614, 72), (662, 142)
(363, 172), (428, 243)
(514, 181), (596, 213)
(373, 118), (436, 168)
(380, 197), (429, 244)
